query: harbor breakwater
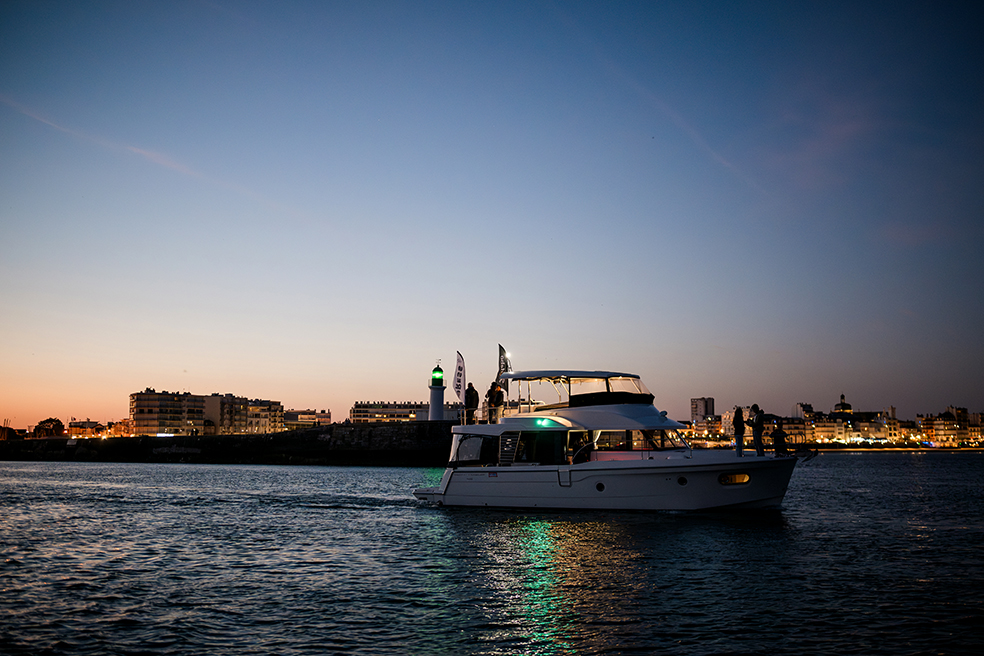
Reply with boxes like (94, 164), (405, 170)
(0, 421), (456, 467)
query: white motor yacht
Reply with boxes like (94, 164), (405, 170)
(413, 370), (797, 510)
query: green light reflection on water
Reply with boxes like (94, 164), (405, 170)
(482, 519), (581, 655)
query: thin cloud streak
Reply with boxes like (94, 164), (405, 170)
(124, 145), (203, 178)
(1, 94), (294, 216)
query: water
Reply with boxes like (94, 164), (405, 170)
(1, 452), (982, 655)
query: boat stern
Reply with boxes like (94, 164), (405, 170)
(412, 485), (441, 502)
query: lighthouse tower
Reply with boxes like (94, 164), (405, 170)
(428, 363), (445, 421)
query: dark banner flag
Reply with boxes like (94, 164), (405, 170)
(497, 344), (513, 392)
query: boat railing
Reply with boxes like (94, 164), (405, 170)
(461, 401), (539, 425)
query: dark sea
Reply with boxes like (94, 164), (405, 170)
(2, 451), (982, 655)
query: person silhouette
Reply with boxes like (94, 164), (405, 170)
(771, 420), (790, 457)
(464, 383), (479, 424)
(747, 404), (765, 457)
(732, 407), (746, 457)
(486, 382), (504, 423)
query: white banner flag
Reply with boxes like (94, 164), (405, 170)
(453, 351), (466, 403)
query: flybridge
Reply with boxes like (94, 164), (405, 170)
(499, 370), (656, 412)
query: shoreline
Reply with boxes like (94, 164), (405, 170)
(0, 422), (456, 467)
(2, 427), (982, 467)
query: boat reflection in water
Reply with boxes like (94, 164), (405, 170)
(461, 516), (651, 653)
(443, 510), (788, 654)
(414, 370), (797, 511)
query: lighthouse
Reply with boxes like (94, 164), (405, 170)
(428, 363), (445, 421)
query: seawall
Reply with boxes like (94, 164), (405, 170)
(0, 421), (456, 467)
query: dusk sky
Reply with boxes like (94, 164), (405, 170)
(2, 1), (982, 428)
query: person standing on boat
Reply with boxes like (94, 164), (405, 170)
(486, 382), (504, 423)
(464, 383), (479, 424)
(770, 420), (790, 456)
(732, 407), (746, 457)
(493, 383), (505, 423)
(747, 404), (766, 456)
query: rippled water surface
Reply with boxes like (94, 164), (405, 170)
(2, 452), (983, 655)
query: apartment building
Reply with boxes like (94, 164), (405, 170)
(131, 389), (286, 436)
(690, 397), (714, 424)
(349, 401), (462, 423)
(129, 389), (206, 436)
(204, 394), (249, 435)
(247, 399), (285, 433)
(284, 409), (332, 431)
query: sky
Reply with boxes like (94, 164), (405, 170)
(1, 0), (982, 428)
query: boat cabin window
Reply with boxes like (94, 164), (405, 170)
(451, 434), (497, 466)
(514, 431), (566, 466)
(452, 431), (568, 466)
(596, 431), (629, 451)
(594, 429), (688, 451)
(567, 430), (592, 464)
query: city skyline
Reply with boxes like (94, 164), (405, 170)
(6, 380), (972, 433)
(2, 2), (982, 428)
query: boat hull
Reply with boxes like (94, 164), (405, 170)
(414, 455), (797, 511)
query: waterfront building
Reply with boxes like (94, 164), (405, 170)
(777, 417), (807, 446)
(916, 408), (973, 446)
(67, 420), (104, 438)
(129, 389), (206, 436)
(792, 403), (814, 419)
(349, 401), (462, 423)
(721, 407), (752, 437)
(108, 419), (132, 437)
(968, 423), (982, 443)
(803, 395), (900, 444)
(200, 394), (286, 435)
(690, 397), (715, 424)
(204, 394), (249, 435)
(131, 390), (285, 436)
(897, 420), (920, 441)
(694, 414), (723, 439)
(247, 399), (285, 434)
(284, 409), (332, 431)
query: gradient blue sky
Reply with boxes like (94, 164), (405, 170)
(2, 1), (982, 428)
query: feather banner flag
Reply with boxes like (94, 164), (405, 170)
(453, 351), (466, 403)
(497, 344), (513, 392)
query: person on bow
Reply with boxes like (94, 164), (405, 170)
(770, 420), (790, 457)
(486, 381), (504, 424)
(747, 404), (766, 457)
(732, 407), (746, 457)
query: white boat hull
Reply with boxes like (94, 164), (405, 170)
(414, 453), (797, 511)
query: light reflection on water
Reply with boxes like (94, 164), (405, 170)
(1, 454), (983, 655)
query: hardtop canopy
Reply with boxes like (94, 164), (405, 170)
(499, 370), (640, 381)
(499, 370), (654, 410)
